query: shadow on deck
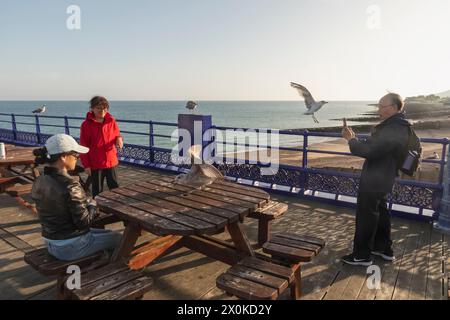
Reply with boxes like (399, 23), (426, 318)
(0, 165), (449, 300)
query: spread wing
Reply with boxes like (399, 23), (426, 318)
(290, 83), (316, 109)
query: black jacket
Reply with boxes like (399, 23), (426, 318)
(348, 112), (411, 193)
(31, 166), (98, 240)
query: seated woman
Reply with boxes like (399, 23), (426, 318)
(32, 133), (121, 261)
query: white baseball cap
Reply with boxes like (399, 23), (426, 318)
(45, 134), (89, 155)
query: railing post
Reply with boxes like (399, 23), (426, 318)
(177, 114), (213, 164)
(11, 114), (17, 141)
(299, 130), (309, 192)
(302, 130), (308, 168)
(149, 121), (155, 163)
(64, 116), (70, 135)
(35, 115), (42, 145)
(435, 142), (450, 234)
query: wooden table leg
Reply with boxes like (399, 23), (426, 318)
(258, 218), (271, 247)
(111, 223), (142, 262)
(32, 164), (40, 179)
(0, 166), (8, 178)
(227, 221), (254, 257)
(290, 265), (302, 300)
(128, 235), (183, 270)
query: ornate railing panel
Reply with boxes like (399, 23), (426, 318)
(1, 112), (448, 221)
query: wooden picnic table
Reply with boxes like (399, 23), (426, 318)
(0, 144), (38, 178)
(96, 176), (273, 268)
(0, 144), (39, 193)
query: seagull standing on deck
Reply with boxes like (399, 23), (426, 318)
(32, 104), (46, 114)
(290, 83), (328, 123)
(186, 101), (198, 112)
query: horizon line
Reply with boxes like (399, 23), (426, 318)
(0, 99), (378, 102)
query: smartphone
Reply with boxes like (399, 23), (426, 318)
(343, 118), (348, 128)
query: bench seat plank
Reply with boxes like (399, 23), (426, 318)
(70, 262), (153, 300)
(239, 257), (294, 282)
(216, 257), (296, 300)
(274, 233), (326, 248)
(263, 242), (315, 263)
(248, 201), (288, 220)
(91, 275), (153, 300)
(216, 273), (280, 300)
(269, 235), (322, 254)
(226, 265), (289, 292)
(24, 248), (103, 276)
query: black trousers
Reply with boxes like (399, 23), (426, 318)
(353, 191), (393, 258)
(91, 167), (119, 198)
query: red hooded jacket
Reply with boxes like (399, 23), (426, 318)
(79, 112), (121, 170)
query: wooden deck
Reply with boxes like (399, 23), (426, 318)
(0, 164), (449, 300)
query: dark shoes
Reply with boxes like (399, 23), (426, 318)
(371, 249), (395, 262)
(341, 253), (373, 266)
(342, 248), (395, 266)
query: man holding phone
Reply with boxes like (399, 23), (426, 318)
(341, 93), (410, 266)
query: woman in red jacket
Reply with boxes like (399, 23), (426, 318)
(80, 96), (124, 198)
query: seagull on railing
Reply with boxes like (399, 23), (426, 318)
(32, 104), (46, 114)
(186, 101), (198, 112)
(290, 83), (328, 123)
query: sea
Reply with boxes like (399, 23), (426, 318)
(0, 101), (376, 152)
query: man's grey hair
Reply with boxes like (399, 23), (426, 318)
(385, 93), (404, 111)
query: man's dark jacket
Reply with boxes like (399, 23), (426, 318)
(349, 112), (411, 193)
(32, 166), (98, 240)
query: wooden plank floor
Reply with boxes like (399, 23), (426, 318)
(0, 164), (449, 300)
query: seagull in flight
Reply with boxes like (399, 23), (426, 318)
(32, 104), (46, 114)
(290, 83), (328, 123)
(186, 101), (198, 112)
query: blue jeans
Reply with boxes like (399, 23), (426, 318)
(44, 228), (122, 261)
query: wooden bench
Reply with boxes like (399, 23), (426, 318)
(247, 201), (288, 246)
(5, 183), (32, 197)
(24, 248), (106, 299)
(4, 181), (36, 214)
(262, 233), (326, 299)
(65, 261), (154, 300)
(0, 176), (22, 193)
(216, 257), (298, 300)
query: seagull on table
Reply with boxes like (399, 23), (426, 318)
(32, 104), (46, 114)
(186, 101), (198, 112)
(174, 144), (224, 187)
(290, 83), (328, 123)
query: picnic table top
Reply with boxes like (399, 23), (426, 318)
(96, 176), (271, 236)
(0, 144), (36, 166)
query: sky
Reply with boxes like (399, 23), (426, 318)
(0, 0), (449, 101)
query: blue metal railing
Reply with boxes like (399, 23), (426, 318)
(207, 126), (449, 221)
(1, 112), (448, 222)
